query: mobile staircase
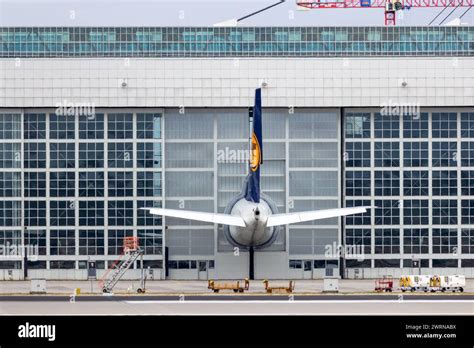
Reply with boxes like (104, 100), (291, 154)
(100, 237), (145, 293)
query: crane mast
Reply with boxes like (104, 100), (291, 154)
(296, 0), (473, 25)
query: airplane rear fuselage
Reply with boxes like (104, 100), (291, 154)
(226, 198), (276, 248)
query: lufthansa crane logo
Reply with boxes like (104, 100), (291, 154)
(250, 132), (261, 172)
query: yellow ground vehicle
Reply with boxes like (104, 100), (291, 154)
(262, 279), (295, 294)
(429, 275), (465, 293)
(208, 278), (250, 293)
(400, 275), (465, 292)
(399, 275), (430, 292)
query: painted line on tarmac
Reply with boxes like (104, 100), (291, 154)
(2, 312), (471, 316)
(124, 299), (474, 304)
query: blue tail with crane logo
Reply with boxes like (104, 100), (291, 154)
(245, 88), (263, 203)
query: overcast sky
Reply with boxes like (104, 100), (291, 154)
(0, 0), (472, 27)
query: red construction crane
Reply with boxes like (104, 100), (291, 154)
(296, 0), (473, 25)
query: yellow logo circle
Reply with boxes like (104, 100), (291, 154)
(250, 133), (261, 172)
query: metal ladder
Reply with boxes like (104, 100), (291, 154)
(102, 249), (142, 293)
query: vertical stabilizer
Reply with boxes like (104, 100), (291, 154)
(245, 88), (262, 203)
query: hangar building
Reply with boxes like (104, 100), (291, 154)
(0, 26), (473, 279)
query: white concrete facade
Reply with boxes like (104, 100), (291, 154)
(1, 57), (473, 108)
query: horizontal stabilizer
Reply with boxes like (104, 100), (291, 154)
(144, 208), (246, 227)
(266, 206), (374, 227)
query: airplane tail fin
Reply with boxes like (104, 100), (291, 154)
(245, 88), (262, 203)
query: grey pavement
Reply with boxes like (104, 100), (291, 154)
(1, 299), (473, 315)
(1, 279), (473, 295)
